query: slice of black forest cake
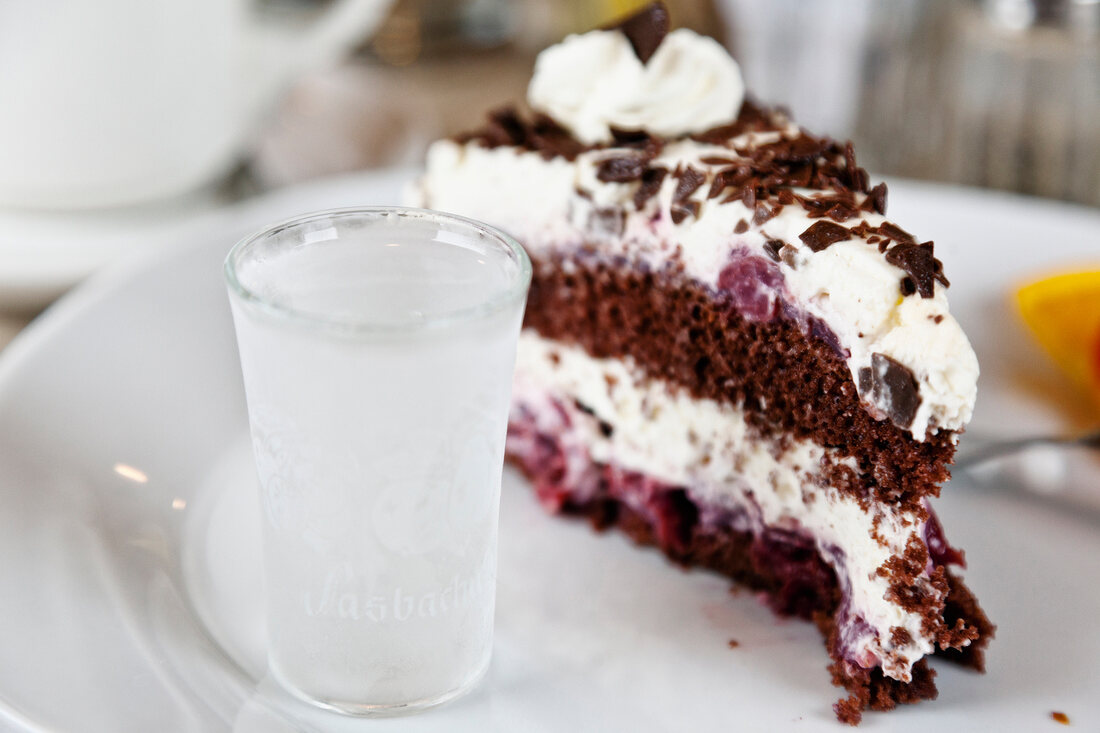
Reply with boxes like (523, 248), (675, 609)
(414, 3), (993, 724)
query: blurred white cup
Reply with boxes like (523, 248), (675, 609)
(0, 0), (391, 210)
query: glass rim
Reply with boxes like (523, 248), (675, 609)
(224, 206), (532, 334)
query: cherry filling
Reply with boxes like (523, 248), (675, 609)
(922, 502), (966, 569)
(750, 528), (840, 618)
(716, 253), (784, 322)
(715, 252), (849, 359)
(507, 407), (842, 622)
(506, 401), (967, 677)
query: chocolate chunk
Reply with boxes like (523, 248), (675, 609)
(604, 2), (670, 64)
(763, 239), (783, 261)
(886, 241), (948, 298)
(781, 134), (829, 163)
(753, 202), (777, 225)
(670, 166), (705, 222)
(878, 221), (915, 244)
(707, 166), (750, 199)
(734, 219), (749, 234)
(597, 155), (648, 182)
(481, 106), (526, 146)
(633, 166), (668, 209)
(860, 353), (922, 429)
(823, 201), (857, 221)
(608, 126), (663, 159)
(798, 220), (850, 252)
(843, 141), (860, 189)
(779, 244), (799, 269)
(700, 156), (738, 166)
(868, 182), (888, 214)
(609, 126), (652, 146)
(670, 201), (700, 224)
(673, 166), (705, 204)
(529, 113), (585, 160)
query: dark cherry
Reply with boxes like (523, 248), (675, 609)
(752, 528), (839, 618)
(810, 317), (848, 358)
(645, 488), (699, 555)
(716, 254), (784, 322)
(923, 505), (966, 568)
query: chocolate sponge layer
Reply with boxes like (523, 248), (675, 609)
(522, 252), (957, 508)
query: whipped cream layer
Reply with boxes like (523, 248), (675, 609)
(512, 330), (955, 681)
(418, 135), (978, 438)
(528, 28), (744, 144)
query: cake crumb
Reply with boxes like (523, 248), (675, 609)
(1051, 711), (1070, 725)
(727, 639), (740, 648)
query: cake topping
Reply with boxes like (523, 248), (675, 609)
(427, 12), (978, 441)
(603, 2), (670, 64)
(869, 182), (888, 215)
(860, 353), (922, 429)
(596, 155), (649, 183)
(527, 25), (744, 144)
(633, 166), (668, 209)
(671, 166), (705, 223)
(886, 241), (950, 298)
(459, 107), (586, 160)
(799, 220), (851, 252)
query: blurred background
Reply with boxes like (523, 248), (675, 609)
(1, 0), (1098, 341)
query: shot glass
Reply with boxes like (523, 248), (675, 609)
(224, 207), (530, 715)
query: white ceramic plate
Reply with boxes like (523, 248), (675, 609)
(1, 170), (1098, 732)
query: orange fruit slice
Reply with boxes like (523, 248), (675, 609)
(1016, 269), (1100, 405)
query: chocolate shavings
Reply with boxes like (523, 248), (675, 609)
(885, 241), (949, 298)
(633, 166), (668, 210)
(609, 126), (664, 158)
(799, 220), (851, 252)
(456, 106), (585, 160)
(597, 155), (648, 183)
(673, 166), (705, 203)
(867, 182), (888, 214)
(879, 221), (915, 243)
(753, 203), (778, 225)
(666, 166), (704, 223)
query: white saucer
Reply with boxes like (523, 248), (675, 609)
(1, 170), (1099, 731)
(0, 183), (239, 310)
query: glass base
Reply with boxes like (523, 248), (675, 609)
(270, 655), (491, 718)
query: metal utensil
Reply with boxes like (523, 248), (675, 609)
(953, 428), (1100, 470)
